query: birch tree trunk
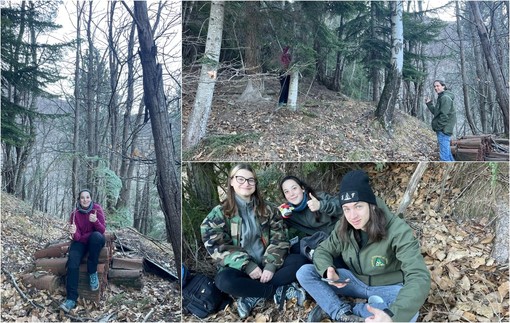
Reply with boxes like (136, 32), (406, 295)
(287, 70), (299, 111)
(469, 1), (509, 135)
(375, 0), (403, 129)
(184, 1), (225, 149)
(133, 1), (181, 276)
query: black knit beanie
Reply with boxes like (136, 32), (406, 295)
(338, 170), (377, 206)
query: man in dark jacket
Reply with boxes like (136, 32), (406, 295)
(426, 80), (456, 161)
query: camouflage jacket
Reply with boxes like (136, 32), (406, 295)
(201, 202), (289, 274)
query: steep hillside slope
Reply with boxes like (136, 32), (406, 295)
(183, 75), (438, 161)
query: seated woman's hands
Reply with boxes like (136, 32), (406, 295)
(248, 267), (274, 283)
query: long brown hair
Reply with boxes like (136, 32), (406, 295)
(222, 163), (266, 218)
(338, 203), (387, 242)
(279, 175), (321, 222)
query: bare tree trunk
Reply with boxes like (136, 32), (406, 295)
(115, 23), (142, 212)
(186, 163), (219, 210)
(469, 1), (509, 135)
(396, 162), (428, 216)
(287, 70), (299, 111)
(108, 2), (120, 176)
(72, 2), (85, 198)
(456, 2), (477, 135)
(375, 1), (403, 129)
(184, 1), (225, 149)
(133, 1), (181, 276)
(468, 8), (488, 134)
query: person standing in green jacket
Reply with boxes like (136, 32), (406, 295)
(296, 170), (431, 322)
(201, 164), (307, 319)
(426, 80), (456, 161)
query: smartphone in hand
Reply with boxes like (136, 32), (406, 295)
(321, 277), (350, 284)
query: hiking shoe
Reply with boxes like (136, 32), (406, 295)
(274, 282), (307, 307)
(237, 296), (264, 319)
(307, 304), (329, 322)
(89, 272), (99, 291)
(59, 299), (76, 313)
(336, 310), (364, 322)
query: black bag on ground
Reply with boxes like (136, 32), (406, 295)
(182, 273), (230, 318)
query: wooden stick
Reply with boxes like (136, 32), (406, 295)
(1, 267), (45, 309)
(397, 162), (429, 216)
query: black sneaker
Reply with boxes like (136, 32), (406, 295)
(307, 304), (329, 322)
(237, 296), (264, 319)
(336, 310), (364, 322)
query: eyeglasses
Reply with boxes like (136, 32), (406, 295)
(233, 176), (257, 186)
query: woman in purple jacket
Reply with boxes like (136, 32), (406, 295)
(60, 189), (106, 312)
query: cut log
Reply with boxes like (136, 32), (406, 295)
(34, 244), (70, 259)
(111, 257), (144, 270)
(36, 258), (106, 276)
(108, 269), (143, 289)
(76, 271), (105, 302)
(455, 148), (482, 161)
(21, 273), (61, 292)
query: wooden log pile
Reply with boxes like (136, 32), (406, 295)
(451, 135), (509, 161)
(22, 232), (145, 303)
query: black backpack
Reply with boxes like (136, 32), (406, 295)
(182, 273), (230, 318)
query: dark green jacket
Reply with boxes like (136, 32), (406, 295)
(284, 192), (342, 238)
(201, 202), (289, 274)
(313, 207), (431, 322)
(427, 90), (456, 135)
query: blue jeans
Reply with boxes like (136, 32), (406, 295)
(296, 264), (418, 321)
(66, 231), (105, 301)
(437, 131), (455, 161)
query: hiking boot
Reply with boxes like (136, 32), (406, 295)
(237, 296), (264, 319)
(274, 282), (307, 307)
(89, 272), (99, 291)
(59, 299), (76, 313)
(307, 304), (329, 322)
(336, 310), (364, 322)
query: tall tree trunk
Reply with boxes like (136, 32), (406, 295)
(108, 2), (120, 176)
(133, 1), (182, 277)
(375, 1), (403, 129)
(186, 163), (219, 210)
(456, 1), (477, 135)
(72, 2), (84, 198)
(468, 7), (488, 134)
(469, 1), (509, 135)
(184, 1), (225, 148)
(370, 1), (380, 101)
(288, 70), (299, 111)
(115, 22), (141, 212)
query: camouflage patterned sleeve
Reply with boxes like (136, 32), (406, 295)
(262, 204), (290, 273)
(200, 205), (251, 271)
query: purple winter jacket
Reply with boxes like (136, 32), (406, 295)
(69, 203), (106, 244)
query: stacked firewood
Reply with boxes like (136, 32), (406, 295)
(451, 135), (509, 161)
(22, 232), (144, 303)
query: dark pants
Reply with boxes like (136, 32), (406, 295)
(66, 231), (105, 301)
(215, 253), (308, 299)
(279, 74), (291, 104)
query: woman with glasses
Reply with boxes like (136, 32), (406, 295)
(201, 163), (308, 319)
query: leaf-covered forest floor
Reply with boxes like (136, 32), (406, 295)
(182, 72), (438, 161)
(183, 163), (509, 322)
(0, 192), (180, 322)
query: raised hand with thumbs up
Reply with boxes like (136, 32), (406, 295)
(307, 193), (321, 212)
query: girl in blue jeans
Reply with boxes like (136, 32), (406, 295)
(297, 170), (430, 322)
